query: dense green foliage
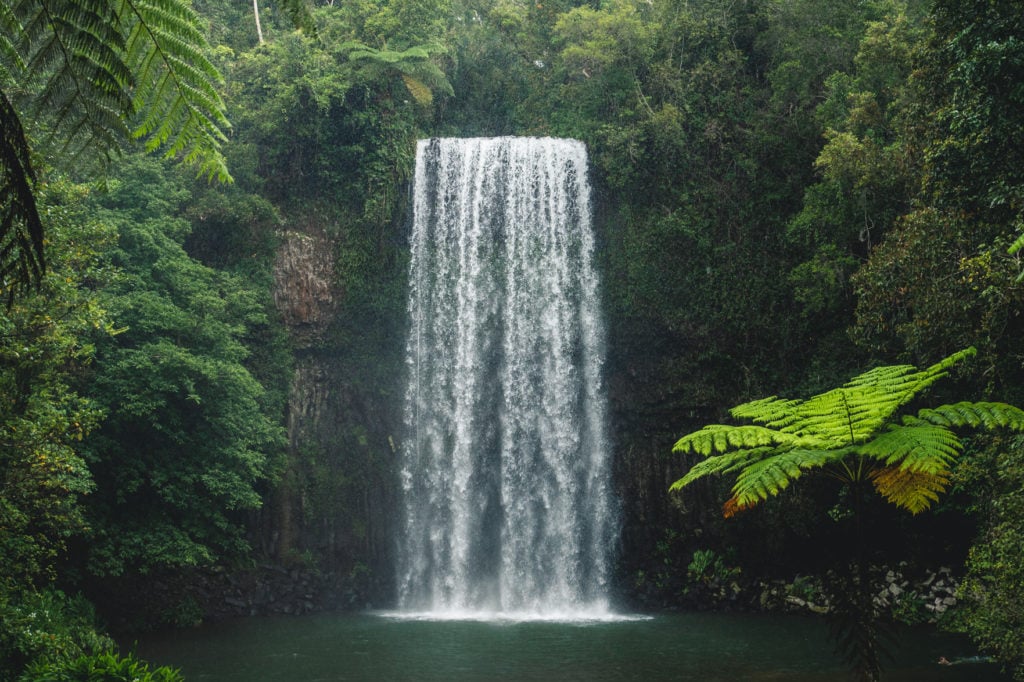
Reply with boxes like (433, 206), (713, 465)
(3, 0), (1024, 677)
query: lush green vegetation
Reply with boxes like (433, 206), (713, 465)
(2, 0), (1024, 678)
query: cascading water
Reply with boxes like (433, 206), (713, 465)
(397, 137), (616, 618)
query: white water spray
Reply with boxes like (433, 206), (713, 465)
(397, 137), (615, 618)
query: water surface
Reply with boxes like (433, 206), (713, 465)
(133, 611), (1006, 681)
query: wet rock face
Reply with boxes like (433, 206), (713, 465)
(273, 229), (337, 342)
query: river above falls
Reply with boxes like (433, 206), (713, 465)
(132, 611), (1006, 681)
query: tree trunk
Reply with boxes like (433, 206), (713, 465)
(253, 0), (264, 44)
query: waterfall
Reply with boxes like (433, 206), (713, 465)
(397, 137), (615, 617)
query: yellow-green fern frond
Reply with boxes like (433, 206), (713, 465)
(870, 466), (949, 514)
(730, 396), (803, 429)
(401, 74), (432, 106)
(669, 347), (1022, 518)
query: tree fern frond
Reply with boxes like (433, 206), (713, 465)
(857, 423), (961, 472)
(401, 74), (432, 105)
(672, 424), (799, 456)
(341, 40), (452, 104)
(1, 3), (24, 71)
(729, 396), (803, 429)
(121, 0), (231, 181)
(869, 466), (949, 514)
(669, 447), (773, 492)
(730, 448), (836, 508)
(0, 90), (44, 300)
(917, 401), (1024, 430)
(16, 0), (134, 159)
(273, 0), (315, 37)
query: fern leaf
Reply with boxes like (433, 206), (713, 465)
(401, 74), (432, 105)
(870, 466), (949, 514)
(730, 396), (803, 429)
(0, 90), (45, 300)
(121, 0), (231, 181)
(917, 401), (1024, 430)
(730, 448), (835, 508)
(857, 423), (961, 473)
(672, 424), (798, 456)
(669, 447), (771, 492)
(17, 0), (134, 157)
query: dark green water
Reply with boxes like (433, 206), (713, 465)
(133, 612), (1006, 681)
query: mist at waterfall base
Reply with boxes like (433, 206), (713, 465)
(396, 137), (615, 620)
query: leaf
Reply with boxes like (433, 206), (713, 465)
(858, 423), (961, 472)
(730, 448), (835, 508)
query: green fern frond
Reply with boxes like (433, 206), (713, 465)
(122, 0), (230, 181)
(1, 4), (24, 73)
(669, 347), (1009, 518)
(730, 396), (803, 428)
(672, 424), (799, 456)
(730, 448), (836, 508)
(858, 423), (961, 473)
(669, 447), (772, 492)
(917, 401), (1024, 430)
(276, 0), (315, 36)
(341, 40), (452, 103)
(870, 466), (949, 514)
(17, 0), (134, 155)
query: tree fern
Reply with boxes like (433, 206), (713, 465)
(0, 0), (235, 298)
(341, 41), (452, 106)
(672, 347), (1024, 515)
